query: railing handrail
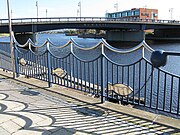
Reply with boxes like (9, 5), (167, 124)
(13, 36), (154, 54)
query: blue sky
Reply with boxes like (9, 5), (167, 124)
(1, 0), (180, 20)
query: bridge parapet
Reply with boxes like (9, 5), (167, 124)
(1, 17), (180, 42)
(1, 17), (180, 25)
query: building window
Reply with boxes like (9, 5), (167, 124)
(153, 13), (158, 17)
(105, 13), (109, 18)
(127, 11), (133, 16)
(107, 13), (112, 18)
(134, 10), (140, 16)
(141, 13), (149, 17)
(122, 12), (127, 17)
(117, 13), (121, 18)
(132, 11), (134, 16)
(112, 13), (116, 18)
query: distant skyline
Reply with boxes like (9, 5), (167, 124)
(1, 0), (180, 20)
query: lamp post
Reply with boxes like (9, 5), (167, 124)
(78, 1), (81, 18)
(11, 9), (12, 18)
(36, 1), (38, 21)
(169, 8), (173, 20)
(77, 9), (79, 17)
(7, 0), (15, 78)
(114, 2), (118, 12)
(46, 9), (47, 18)
(144, 5), (147, 19)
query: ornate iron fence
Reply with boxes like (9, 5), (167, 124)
(0, 42), (12, 71)
(0, 38), (179, 116)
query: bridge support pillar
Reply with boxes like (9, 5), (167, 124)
(106, 30), (145, 42)
(14, 33), (37, 45)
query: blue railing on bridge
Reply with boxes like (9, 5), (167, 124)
(0, 17), (180, 25)
(0, 37), (179, 117)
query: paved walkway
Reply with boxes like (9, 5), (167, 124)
(0, 71), (179, 135)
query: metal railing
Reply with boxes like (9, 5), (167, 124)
(0, 42), (12, 71)
(0, 38), (179, 117)
(0, 17), (180, 25)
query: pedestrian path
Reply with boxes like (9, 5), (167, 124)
(0, 72), (179, 135)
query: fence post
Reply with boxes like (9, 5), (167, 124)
(142, 46), (145, 58)
(101, 44), (105, 103)
(13, 44), (19, 77)
(70, 42), (74, 87)
(47, 43), (52, 87)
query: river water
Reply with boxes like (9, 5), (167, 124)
(36, 34), (180, 76)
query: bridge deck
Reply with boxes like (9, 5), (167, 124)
(1, 17), (180, 33)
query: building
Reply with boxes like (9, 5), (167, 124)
(106, 8), (158, 20)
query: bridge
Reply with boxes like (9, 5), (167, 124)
(1, 17), (180, 43)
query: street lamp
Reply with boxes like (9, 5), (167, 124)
(11, 9), (12, 18)
(78, 1), (81, 18)
(6, 0), (15, 78)
(46, 9), (47, 18)
(36, 1), (38, 20)
(144, 5), (147, 19)
(77, 9), (79, 17)
(169, 8), (173, 20)
(114, 2), (118, 12)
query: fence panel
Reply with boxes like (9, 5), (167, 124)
(0, 42), (12, 71)
(0, 39), (179, 117)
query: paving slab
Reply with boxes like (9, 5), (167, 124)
(0, 70), (179, 135)
(0, 120), (22, 134)
(0, 126), (11, 135)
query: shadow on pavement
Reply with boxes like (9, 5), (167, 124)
(0, 73), (179, 134)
